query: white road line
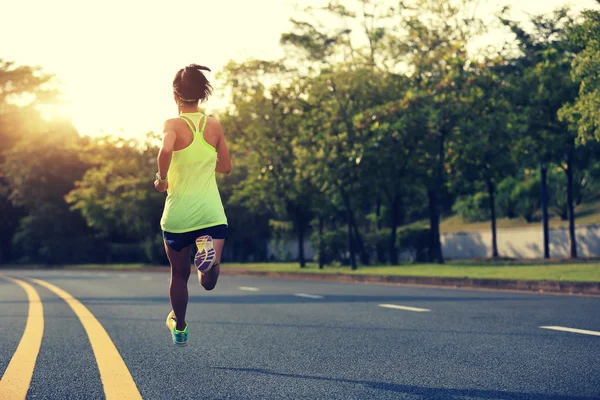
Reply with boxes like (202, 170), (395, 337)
(141, 276), (152, 281)
(238, 286), (260, 292)
(118, 274), (128, 278)
(294, 293), (324, 299)
(540, 326), (600, 337)
(379, 304), (431, 312)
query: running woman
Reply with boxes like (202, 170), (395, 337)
(155, 64), (231, 346)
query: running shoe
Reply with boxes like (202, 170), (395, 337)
(194, 235), (216, 272)
(166, 310), (188, 347)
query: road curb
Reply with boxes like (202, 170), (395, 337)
(220, 269), (600, 296)
(5, 266), (598, 296)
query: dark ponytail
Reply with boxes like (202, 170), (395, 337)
(173, 64), (213, 104)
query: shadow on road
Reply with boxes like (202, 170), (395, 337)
(212, 367), (597, 400)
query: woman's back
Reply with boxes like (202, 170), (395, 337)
(160, 111), (228, 233)
(171, 113), (221, 152)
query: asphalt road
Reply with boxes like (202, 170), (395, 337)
(1, 268), (599, 400)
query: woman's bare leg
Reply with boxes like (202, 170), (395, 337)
(198, 239), (225, 291)
(164, 241), (191, 331)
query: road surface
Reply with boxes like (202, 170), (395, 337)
(1, 268), (599, 399)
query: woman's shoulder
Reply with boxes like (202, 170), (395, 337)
(164, 117), (184, 127)
(163, 117), (189, 133)
(205, 116), (223, 131)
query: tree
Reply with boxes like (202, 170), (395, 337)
(0, 60), (59, 155)
(559, 6), (600, 143)
(214, 157), (272, 263)
(449, 57), (521, 258)
(358, 85), (426, 264)
(220, 60), (314, 267)
(66, 134), (165, 243)
(0, 60), (59, 263)
(3, 120), (92, 264)
(280, 3), (392, 268)
(501, 8), (581, 258)
(385, 0), (484, 263)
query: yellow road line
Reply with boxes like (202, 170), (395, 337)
(30, 278), (142, 400)
(0, 274), (44, 400)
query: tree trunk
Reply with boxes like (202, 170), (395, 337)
(318, 215), (324, 269)
(487, 178), (499, 259)
(350, 212), (370, 265)
(540, 163), (550, 259)
(376, 198), (385, 263)
(389, 195), (400, 265)
(428, 189), (443, 264)
(295, 206), (306, 268)
(342, 191), (357, 270)
(566, 152), (577, 259)
(429, 130), (446, 264)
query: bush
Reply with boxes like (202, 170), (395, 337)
(364, 228), (391, 264)
(11, 211), (107, 265)
(108, 242), (146, 264)
(452, 192), (490, 222)
(496, 176), (519, 218)
(66, 236), (110, 264)
(547, 167), (593, 220)
(143, 234), (168, 265)
(512, 172), (541, 222)
(396, 226), (431, 262)
(310, 228), (348, 265)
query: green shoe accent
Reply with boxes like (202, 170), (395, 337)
(172, 322), (188, 347)
(166, 310), (188, 346)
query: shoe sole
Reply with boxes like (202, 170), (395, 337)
(166, 310), (175, 330)
(195, 235), (216, 272)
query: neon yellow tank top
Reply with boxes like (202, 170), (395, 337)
(160, 112), (227, 233)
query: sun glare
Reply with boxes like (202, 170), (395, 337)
(2, 0), (596, 140)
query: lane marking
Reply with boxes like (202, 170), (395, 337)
(118, 274), (128, 278)
(540, 326), (600, 337)
(0, 274), (44, 400)
(294, 293), (324, 299)
(379, 304), (431, 312)
(141, 276), (151, 281)
(238, 286), (260, 292)
(30, 278), (142, 400)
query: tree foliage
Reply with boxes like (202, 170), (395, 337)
(2, 1), (600, 266)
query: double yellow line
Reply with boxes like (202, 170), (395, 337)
(0, 273), (143, 400)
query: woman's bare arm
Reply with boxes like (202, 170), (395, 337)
(214, 120), (232, 174)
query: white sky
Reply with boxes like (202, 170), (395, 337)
(1, 0), (597, 138)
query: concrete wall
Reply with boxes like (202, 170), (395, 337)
(441, 224), (600, 259)
(267, 224), (600, 261)
(268, 239), (315, 261)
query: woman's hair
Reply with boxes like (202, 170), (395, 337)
(173, 64), (213, 104)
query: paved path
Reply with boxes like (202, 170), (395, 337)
(1, 269), (599, 399)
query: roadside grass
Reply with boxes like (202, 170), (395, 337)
(4, 260), (598, 282)
(221, 261), (600, 282)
